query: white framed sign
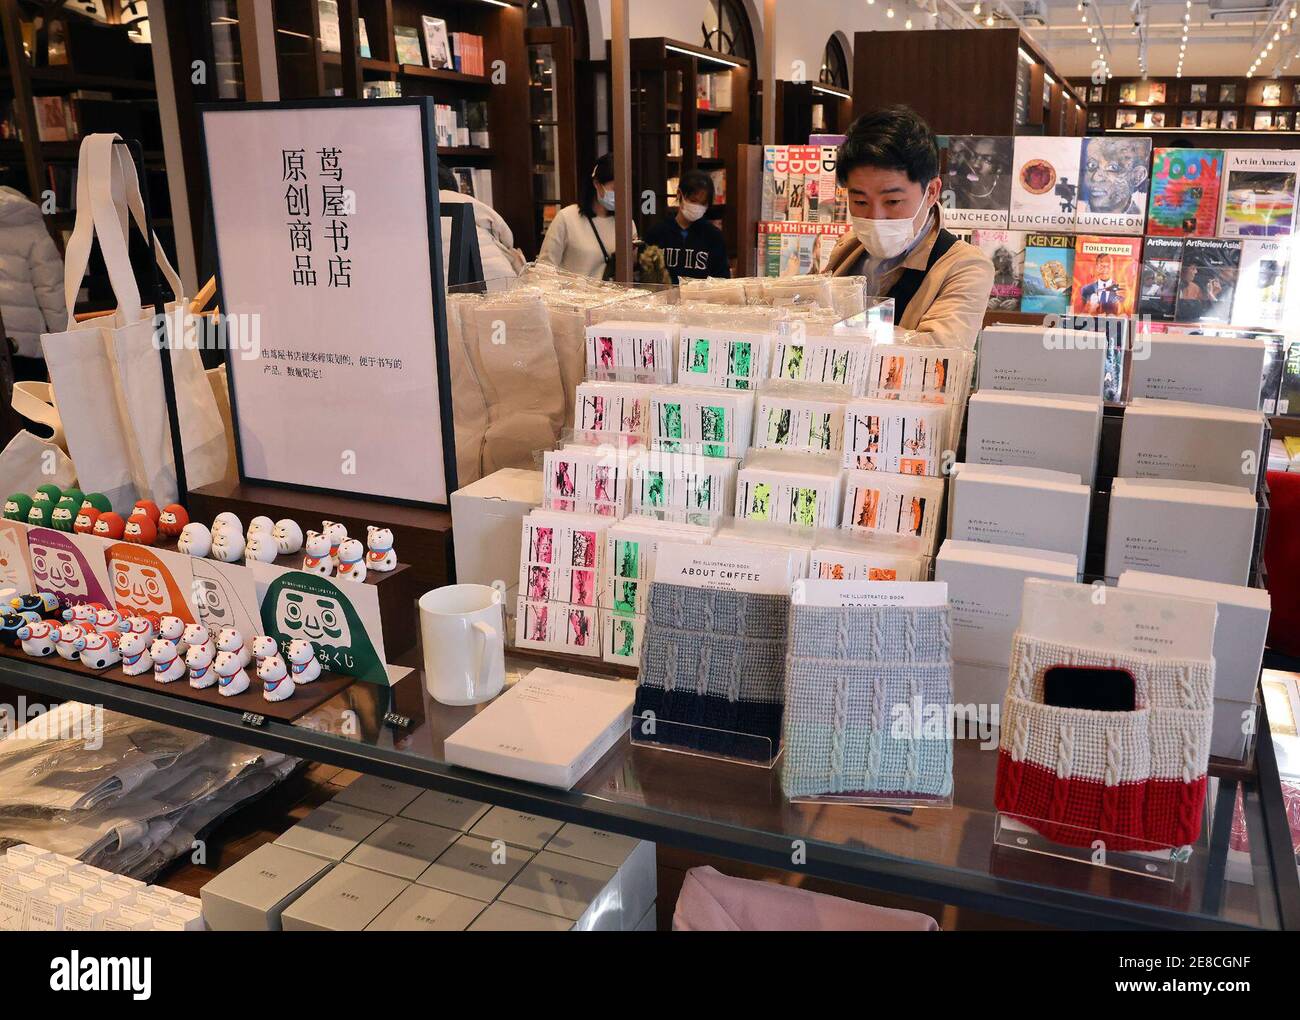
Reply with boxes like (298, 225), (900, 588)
(199, 99), (456, 507)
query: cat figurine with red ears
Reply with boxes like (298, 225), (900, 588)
(335, 539), (366, 582)
(258, 654), (294, 703)
(302, 531), (333, 576)
(118, 631), (153, 676)
(151, 638), (186, 683)
(366, 526), (397, 572)
(214, 650), (250, 697)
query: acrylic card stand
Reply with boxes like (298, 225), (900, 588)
(993, 812), (1192, 882)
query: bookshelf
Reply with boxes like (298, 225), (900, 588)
(274, 0), (538, 255)
(628, 37), (751, 261)
(1081, 74), (1300, 149)
(852, 28), (1086, 137)
(0, 0), (173, 315)
(526, 25), (577, 246)
(774, 80), (853, 143)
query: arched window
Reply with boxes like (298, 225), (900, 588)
(819, 34), (849, 89)
(701, 0), (754, 62)
(527, 0), (575, 29)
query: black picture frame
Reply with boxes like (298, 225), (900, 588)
(196, 97), (458, 510)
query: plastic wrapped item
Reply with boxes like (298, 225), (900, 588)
(580, 318), (679, 384)
(572, 380), (658, 441)
(808, 528), (931, 581)
(756, 275), (834, 309)
(649, 386), (755, 460)
(679, 277), (749, 305)
(675, 305), (784, 391)
(0, 703), (298, 880)
(711, 513), (817, 577)
(628, 448), (738, 525)
(862, 331), (974, 459)
(445, 292), (492, 486)
(752, 381), (849, 456)
(734, 450), (843, 529)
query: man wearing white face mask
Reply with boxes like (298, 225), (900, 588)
(825, 107), (993, 350)
(643, 170), (730, 282)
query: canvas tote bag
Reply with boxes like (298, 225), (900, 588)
(0, 382), (78, 494)
(41, 134), (226, 510)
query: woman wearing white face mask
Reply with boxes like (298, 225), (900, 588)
(536, 153), (638, 278)
(825, 106), (994, 350)
(643, 169), (730, 283)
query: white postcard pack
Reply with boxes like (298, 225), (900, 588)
(710, 520), (814, 579)
(965, 390), (1103, 481)
(734, 452), (843, 529)
(949, 463), (1090, 570)
(676, 326), (773, 390)
(542, 446), (630, 517)
(841, 470), (946, 554)
(769, 331), (871, 389)
(1127, 333), (1266, 411)
(604, 518), (713, 615)
(1105, 478), (1257, 586)
(650, 387), (754, 459)
(753, 386), (848, 455)
(514, 595), (601, 657)
(1117, 398), (1266, 490)
(936, 539), (1080, 669)
(628, 450), (737, 523)
(809, 530), (930, 581)
(1117, 570), (1270, 705)
(574, 381), (658, 439)
(977, 323), (1107, 397)
(583, 320), (678, 383)
(601, 610), (646, 666)
(864, 344), (967, 401)
(518, 509), (608, 608)
(842, 397), (948, 474)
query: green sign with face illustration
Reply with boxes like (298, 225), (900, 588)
(259, 570), (385, 684)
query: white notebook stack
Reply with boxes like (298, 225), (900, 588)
(1118, 399), (1266, 491)
(965, 390), (1103, 482)
(948, 463), (1091, 571)
(976, 323), (1108, 397)
(1127, 332), (1265, 411)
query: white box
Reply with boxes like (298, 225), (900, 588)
(546, 823), (656, 931)
(949, 464), (1091, 570)
(498, 850), (621, 931)
(200, 843), (332, 931)
(445, 669), (635, 789)
(280, 863), (409, 932)
(1118, 399), (1266, 490)
(364, 884), (486, 931)
(1105, 478), (1257, 585)
(468, 901), (575, 931)
(344, 817), (460, 880)
(451, 468), (542, 590)
(977, 323), (1108, 397)
(331, 773), (422, 816)
(273, 804), (389, 862)
(965, 390), (1103, 481)
(399, 790), (490, 831)
(1117, 570), (1270, 704)
(415, 834), (532, 901)
(936, 539), (1079, 671)
(469, 807), (564, 851)
(1128, 332), (1266, 410)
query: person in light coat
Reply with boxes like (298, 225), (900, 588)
(0, 185), (67, 378)
(436, 164), (523, 292)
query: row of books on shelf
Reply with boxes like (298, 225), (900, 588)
(755, 221), (849, 277)
(449, 167), (493, 208)
(697, 127), (719, 159)
(963, 228), (1290, 329)
(31, 91), (115, 143)
(942, 136), (1298, 238)
(395, 17), (484, 75)
(1105, 107), (1297, 131)
(760, 141), (849, 225)
(1100, 81), (1294, 105)
(432, 101), (489, 149)
(695, 72), (733, 111)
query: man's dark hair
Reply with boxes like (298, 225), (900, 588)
(836, 105), (940, 186)
(678, 168), (714, 206)
(436, 163), (459, 193)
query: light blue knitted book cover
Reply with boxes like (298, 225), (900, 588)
(781, 602), (953, 799)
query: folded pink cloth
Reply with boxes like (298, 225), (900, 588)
(672, 866), (940, 931)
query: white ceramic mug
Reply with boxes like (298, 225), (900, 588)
(419, 584), (506, 705)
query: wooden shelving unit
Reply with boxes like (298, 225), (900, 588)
(1079, 74), (1300, 150)
(852, 28), (1086, 137)
(774, 80), (853, 143)
(526, 25), (577, 247)
(628, 37), (751, 260)
(0, 0), (172, 314)
(273, 0), (538, 255)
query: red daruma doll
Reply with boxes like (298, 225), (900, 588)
(74, 508), (100, 535)
(123, 516), (158, 546)
(131, 500), (161, 525)
(158, 504), (189, 540)
(93, 512), (127, 540)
